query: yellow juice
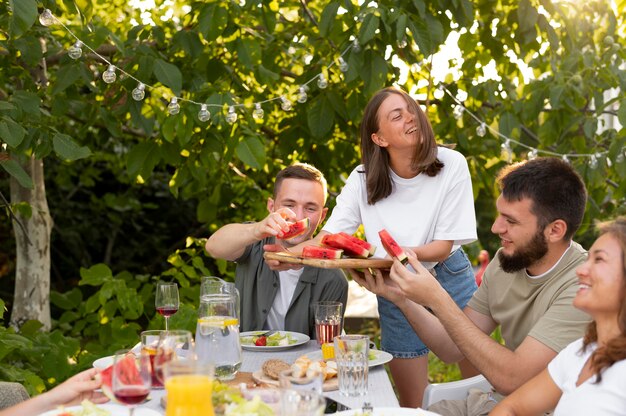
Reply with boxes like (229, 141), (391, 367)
(165, 374), (214, 416)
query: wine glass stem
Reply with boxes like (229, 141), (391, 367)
(165, 316), (169, 331)
(129, 406), (135, 416)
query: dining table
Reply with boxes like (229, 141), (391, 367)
(141, 340), (399, 414)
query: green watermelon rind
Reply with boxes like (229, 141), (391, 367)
(378, 229), (409, 265)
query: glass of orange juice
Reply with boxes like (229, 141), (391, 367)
(163, 360), (214, 416)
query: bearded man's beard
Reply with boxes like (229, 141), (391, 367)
(498, 229), (549, 273)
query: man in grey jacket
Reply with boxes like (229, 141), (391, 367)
(205, 163), (348, 338)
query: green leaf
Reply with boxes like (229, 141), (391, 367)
(236, 39), (261, 69)
(517, 0), (538, 34)
(0, 118), (26, 147)
(0, 101), (16, 111)
(126, 142), (161, 178)
(153, 59), (182, 94)
(320, 2), (340, 37)
(359, 14), (380, 45)
(618, 98), (626, 127)
(80, 264), (113, 286)
(396, 14), (408, 42)
(53, 133), (92, 161)
(9, 0), (37, 37)
(11, 91), (40, 118)
(0, 159), (33, 189)
(307, 96), (335, 139)
(51, 64), (83, 95)
(236, 136), (265, 169)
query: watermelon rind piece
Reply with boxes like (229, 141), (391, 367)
(337, 232), (376, 256)
(378, 229), (408, 265)
(302, 246), (343, 259)
(279, 218), (310, 240)
(321, 233), (370, 258)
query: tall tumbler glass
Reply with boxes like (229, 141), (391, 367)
(334, 335), (369, 397)
(314, 301), (343, 345)
(195, 293), (241, 380)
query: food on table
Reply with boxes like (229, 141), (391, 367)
(321, 233), (370, 258)
(54, 399), (111, 416)
(302, 246), (343, 259)
(261, 359), (291, 380)
(321, 342), (335, 360)
(254, 336), (267, 346)
(240, 331), (297, 347)
(291, 355), (337, 380)
(224, 395), (275, 416)
(378, 229), (408, 265)
(337, 232), (377, 256)
(277, 218), (309, 240)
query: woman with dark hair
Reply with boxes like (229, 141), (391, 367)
(491, 217), (626, 415)
(321, 87), (478, 406)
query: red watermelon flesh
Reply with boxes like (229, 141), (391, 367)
(321, 233), (370, 258)
(378, 229), (409, 265)
(302, 246), (343, 259)
(100, 353), (143, 400)
(278, 218), (310, 240)
(337, 232), (376, 256)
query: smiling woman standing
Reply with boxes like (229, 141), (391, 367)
(491, 217), (626, 415)
(314, 87), (478, 406)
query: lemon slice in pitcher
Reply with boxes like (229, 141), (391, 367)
(198, 316), (238, 329)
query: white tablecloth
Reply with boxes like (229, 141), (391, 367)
(142, 340), (399, 413)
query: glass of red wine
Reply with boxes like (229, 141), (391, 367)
(155, 282), (179, 331)
(112, 349), (151, 416)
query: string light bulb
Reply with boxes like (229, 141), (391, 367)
(167, 97), (180, 115)
(198, 104), (211, 122)
(397, 37), (408, 48)
(617, 151), (625, 163)
(352, 39), (361, 52)
(527, 149), (538, 160)
(476, 122), (487, 137)
(39, 9), (55, 26)
(131, 82), (145, 101)
(102, 65), (117, 83)
(562, 154), (570, 164)
(589, 153), (598, 169)
(280, 96), (292, 111)
(226, 106), (238, 124)
(501, 139), (512, 163)
(453, 105), (464, 120)
(297, 86), (308, 103)
(253, 103), (264, 120)
(317, 73), (328, 89)
(68, 41), (83, 59)
(338, 57), (349, 72)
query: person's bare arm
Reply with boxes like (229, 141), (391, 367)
(410, 240), (453, 262)
(388, 254), (559, 394)
(490, 369), (562, 415)
(205, 208), (296, 261)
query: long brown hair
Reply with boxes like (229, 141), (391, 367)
(582, 216), (626, 383)
(359, 87), (443, 205)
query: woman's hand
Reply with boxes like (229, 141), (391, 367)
(45, 368), (109, 408)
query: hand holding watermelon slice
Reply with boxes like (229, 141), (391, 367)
(378, 229), (409, 265)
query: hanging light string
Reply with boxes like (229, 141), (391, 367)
(38, 9), (356, 122)
(438, 83), (625, 164)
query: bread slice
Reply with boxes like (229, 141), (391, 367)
(262, 359), (291, 380)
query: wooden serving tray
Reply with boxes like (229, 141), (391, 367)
(263, 252), (392, 269)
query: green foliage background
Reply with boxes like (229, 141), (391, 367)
(0, 0), (625, 394)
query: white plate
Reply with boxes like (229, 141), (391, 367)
(335, 407), (441, 416)
(240, 331), (310, 351)
(304, 349), (393, 368)
(38, 403), (161, 416)
(93, 355), (114, 370)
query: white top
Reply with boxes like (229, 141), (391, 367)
(323, 147), (477, 268)
(548, 337), (626, 415)
(265, 269), (303, 330)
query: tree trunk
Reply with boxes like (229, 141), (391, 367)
(9, 155), (52, 330)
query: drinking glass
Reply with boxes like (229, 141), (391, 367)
(140, 330), (165, 388)
(163, 359), (214, 416)
(195, 293), (241, 380)
(153, 330), (193, 386)
(279, 368), (323, 394)
(112, 349), (151, 416)
(200, 276), (240, 321)
(155, 282), (179, 331)
(334, 334), (369, 397)
(314, 301), (343, 345)
(280, 389), (326, 416)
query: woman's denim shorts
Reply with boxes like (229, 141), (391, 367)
(379, 248), (477, 358)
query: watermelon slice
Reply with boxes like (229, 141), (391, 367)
(278, 218), (310, 240)
(321, 233), (370, 258)
(337, 232), (376, 256)
(100, 353), (143, 400)
(378, 229), (408, 265)
(302, 246), (343, 259)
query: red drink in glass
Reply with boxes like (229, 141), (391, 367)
(156, 306), (178, 317)
(316, 321), (340, 345)
(114, 386), (150, 405)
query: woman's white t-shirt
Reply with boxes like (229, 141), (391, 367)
(323, 146), (477, 268)
(548, 337), (626, 415)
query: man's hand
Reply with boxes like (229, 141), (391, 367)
(388, 250), (442, 308)
(263, 243), (303, 271)
(253, 207), (297, 240)
(346, 267), (407, 305)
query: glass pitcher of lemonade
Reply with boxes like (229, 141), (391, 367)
(195, 293), (242, 380)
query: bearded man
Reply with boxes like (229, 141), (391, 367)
(350, 157), (591, 416)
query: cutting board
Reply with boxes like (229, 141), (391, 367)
(263, 252), (393, 269)
(251, 370), (339, 391)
